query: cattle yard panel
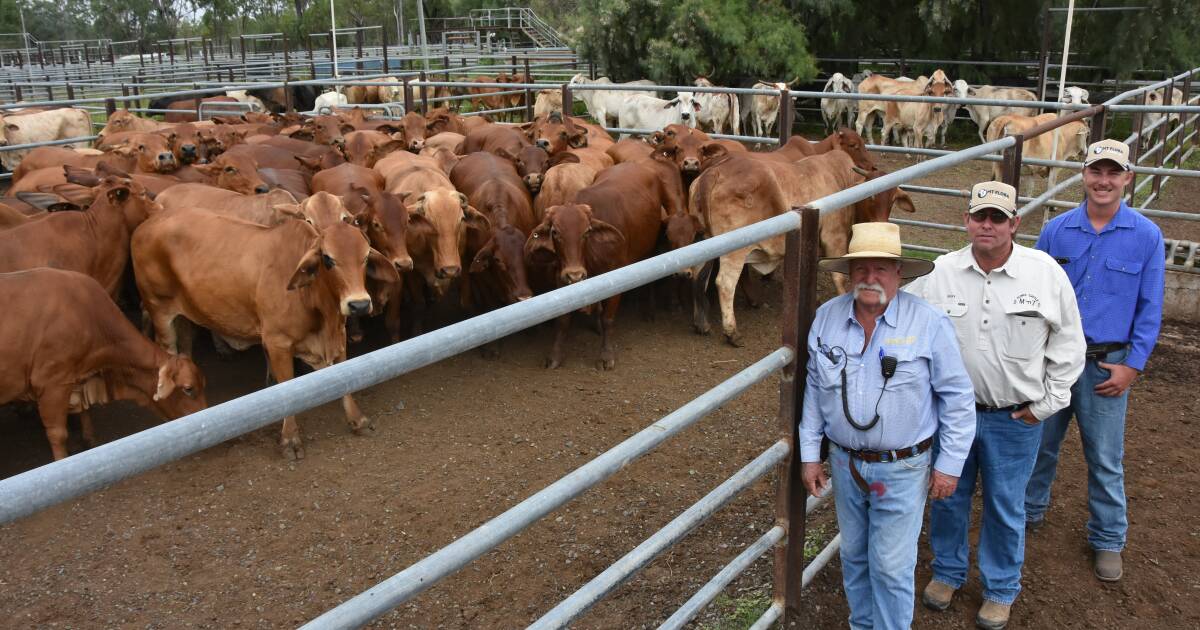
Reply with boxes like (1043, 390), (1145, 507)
(1, 60), (1199, 626)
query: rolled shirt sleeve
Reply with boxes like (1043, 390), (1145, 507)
(927, 314), (977, 477)
(1030, 263), (1087, 421)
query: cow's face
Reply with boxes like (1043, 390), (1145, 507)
(341, 131), (401, 168)
(118, 132), (178, 173)
(101, 176), (164, 229)
(357, 189), (413, 273)
(832, 128), (875, 171)
(1062, 86), (1090, 105)
(407, 189), (490, 285)
(524, 113), (587, 153)
(514, 146), (552, 193)
(653, 124), (709, 174)
(670, 92), (703, 126)
(287, 215), (396, 317)
(923, 79), (951, 114)
(152, 354), (208, 417)
(165, 124), (207, 164)
(470, 223), (533, 303)
(0, 116), (15, 146)
(296, 115), (352, 147)
(397, 112), (427, 152)
(196, 152), (269, 195)
(525, 203), (625, 285)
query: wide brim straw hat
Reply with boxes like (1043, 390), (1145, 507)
(818, 222), (935, 280)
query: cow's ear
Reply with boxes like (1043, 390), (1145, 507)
(493, 146), (516, 162)
(294, 155), (323, 171)
(154, 362), (178, 401)
(106, 185), (131, 204)
(5, 123), (19, 131)
(892, 190), (917, 214)
(287, 240), (323, 289)
(49, 183), (96, 208)
(469, 239), (496, 272)
(568, 129), (588, 148)
(649, 130), (666, 146)
(525, 216), (557, 264)
(64, 165), (102, 187)
(700, 142), (728, 162)
(663, 99), (678, 109)
(340, 123), (355, 134)
(693, 101), (702, 112)
(366, 248), (401, 283)
(464, 205), (491, 235)
(376, 139), (406, 156)
(548, 151), (581, 168)
(585, 217), (626, 258)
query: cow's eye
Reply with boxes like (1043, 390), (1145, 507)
(322, 254), (335, 269)
(224, 166), (237, 173)
(182, 386), (195, 398)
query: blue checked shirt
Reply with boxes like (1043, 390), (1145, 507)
(799, 291), (977, 477)
(1036, 200), (1164, 370)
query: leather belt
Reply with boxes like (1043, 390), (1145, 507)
(976, 401), (1031, 413)
(1086, 342), (1127, 360)
(834, 438), (933, 495)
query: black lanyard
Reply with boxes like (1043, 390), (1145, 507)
(817, 337), (897, 431)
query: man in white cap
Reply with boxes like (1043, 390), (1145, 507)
(1025, 139), (1164, 582)
(800, 222), (976, 630)
(906, 181), (1085, 629)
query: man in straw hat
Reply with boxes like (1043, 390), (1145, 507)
(1025, 139), (1164, 582)
(906, 181), (1085, 629)
(800, 221), (976, 630)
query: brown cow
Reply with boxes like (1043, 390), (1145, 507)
(11, 146), (136, 184)
(225, 141), (344, 172)
(132, 204), (398, 459)
(260, 168), (313, 200)
(651, 124), (748, 176)
(521, 113), (589, 154)
(283, 115), (354, 147)
(449, 151), (536, 232)
(156, 184), (299, 225)
(534, 162), (598, 221)
(340, 130), (404, 168)
(392, 112), (428, 152)
(688, 148), (914, 344)
(424, 131), (466, 155)
(425, 107), (471, 135)
(169, 151), (270, 195)
(0, 175), (161, 298)
(525, 196), (662, 369)
(758, 128), (874, 170)
(97, 110), (168, 140)
(468, 75), (506, 115)
(606, 137), (655, 164)
(164, 96), (240, 123)
(458, 123), (532, 157)
(311, 162), (387, 197)
(0, 268), (206, 460)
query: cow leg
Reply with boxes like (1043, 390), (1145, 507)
(741, 267), (766, 308)
(264, 344), (304, 460)
(597, 294), (621, 370)
(546, 312), (571, 369)
(150, 311), (180, 354)
(37, 387), (72, 461)
(174, 317), (198, 358)
(79, 410), (97, 448)
(335, 361), (373, 435)
(692, 259), (715, 335)
(346, 316), (365, 344)
(384, 284), (404, 344)
(716, 249), (750, 347)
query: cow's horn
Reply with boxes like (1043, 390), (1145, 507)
(851, 166), (870, 177)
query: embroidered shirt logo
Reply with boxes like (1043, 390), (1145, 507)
(1013, 293), (1041, 308)
(883, 335), (917, 346)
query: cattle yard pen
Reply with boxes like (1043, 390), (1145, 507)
(1, 35), (1199, 625)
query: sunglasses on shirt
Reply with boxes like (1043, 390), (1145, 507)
(968, 208), (1013, 224)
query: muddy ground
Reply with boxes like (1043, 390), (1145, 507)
(1, 139), (1198, 629)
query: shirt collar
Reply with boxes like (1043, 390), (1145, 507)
(956, 244), (1018, 278)
(1067, 199), (1136, 234)
(842, 290), (901, 329)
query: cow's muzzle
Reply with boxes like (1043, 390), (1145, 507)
(681, 158), (700, 172)
(561, 268), (587, 284)
(435, 265), (461, 280)
(408, 139), (424, 152)
(254, 184), (270, 194)
(535, 139), (550, 150)
(523, 175), (543, 193)
(681, 112), (691, 121)
(393, 256), (414, 272)
(345, 299), (372, 316)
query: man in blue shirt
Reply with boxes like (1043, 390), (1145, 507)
(1025, 138), (1165, 582)
(800, 222), (976, 630)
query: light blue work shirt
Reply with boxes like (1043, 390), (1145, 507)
(799, 291), (977, 477)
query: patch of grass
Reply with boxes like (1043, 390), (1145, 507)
(701, 591), (774, 630)
(803, 523), (830, 561)
(902, 247), (942, 261)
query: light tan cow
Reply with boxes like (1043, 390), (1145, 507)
(986, 113), (1090, 194)
(881, 69), (954, 149)
(0, 108), (93, 170)
(1142, 87), (1186, 149)
(854, 73), (919, 144)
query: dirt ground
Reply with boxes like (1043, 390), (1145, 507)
(2, 143), (1199, 629)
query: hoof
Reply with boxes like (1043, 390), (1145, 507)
(281, 438), (305, 461)
(597, 358), (615, 371)
(544, 357), (562, 369)
(693, 323), (711, 336)
(725, 332), (745, 348)
(350, 416), (374, 435)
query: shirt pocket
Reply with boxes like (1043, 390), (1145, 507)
(1002, 304), (1051, 360)
(1102, 257), (1143, 296)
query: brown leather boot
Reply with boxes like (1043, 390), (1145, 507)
(921, 580), (955, 612)
(976, 600), (1011, 629)
(1095, 550), (1123, 582)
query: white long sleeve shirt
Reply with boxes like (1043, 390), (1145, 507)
(905, 243), (1086, 420)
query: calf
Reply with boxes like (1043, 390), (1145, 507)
(881, 69), (953, 149)
(0, 175), (161, 298)
(284, 115), (354, 147)
(133, 203), (397, 459)
(0, 268), (206, 460)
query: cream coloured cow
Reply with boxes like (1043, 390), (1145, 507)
(955, 82), (1039, 143)
(691, 77), (741, 135)
(986, 112), (1090, 195)
(0, 108), (93, 170)
(821, 72), (857, 133)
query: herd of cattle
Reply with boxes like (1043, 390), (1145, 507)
(3, 63), (1182, 462)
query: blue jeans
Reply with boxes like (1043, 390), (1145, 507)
(830, 444), (930, 630)
(929, 410), (1042, 605)
(1025, 346), (1130, 552)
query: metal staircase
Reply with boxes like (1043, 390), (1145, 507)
(469, 8), (568, 49)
